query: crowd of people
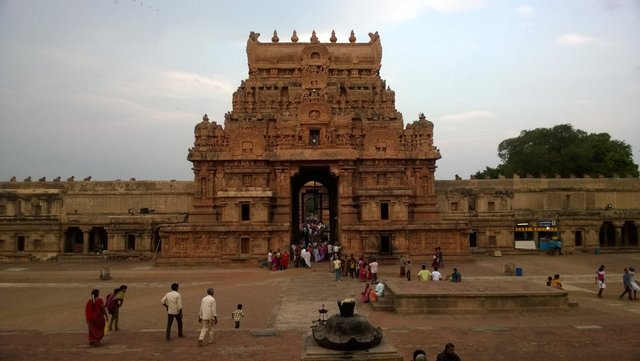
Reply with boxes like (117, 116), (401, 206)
(84, 283), (243, 348)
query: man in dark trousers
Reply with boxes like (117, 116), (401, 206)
(161, 283), (184, 340)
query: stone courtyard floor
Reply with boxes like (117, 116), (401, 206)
(1, 252), (639, 361)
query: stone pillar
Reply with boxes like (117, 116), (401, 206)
(82, 227), (90, 254)
(614, 221), (624, 247)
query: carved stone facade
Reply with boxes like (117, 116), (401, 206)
(160, 31), (462, 264)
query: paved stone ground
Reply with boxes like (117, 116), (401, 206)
(1, 252), (639, 361)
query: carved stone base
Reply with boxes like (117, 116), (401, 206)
(301, 333), (403, 361)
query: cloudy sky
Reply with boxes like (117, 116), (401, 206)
(1, 0), (638, 181)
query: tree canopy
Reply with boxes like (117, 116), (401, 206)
(474, 124), (639, 179)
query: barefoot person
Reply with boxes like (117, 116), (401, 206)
(85, 289), (108, 347)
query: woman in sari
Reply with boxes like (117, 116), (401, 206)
(85, 288), (108, 346)
(358, 258), (367, 282)
(359, 282), (371, 303)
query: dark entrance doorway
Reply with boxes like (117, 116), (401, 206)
(621, 221), (638, 247)
(290, 166), (339, 245)
(89, 227), (108, 253)
(599, 221), (616, 247)
(64, 227), (84, 253)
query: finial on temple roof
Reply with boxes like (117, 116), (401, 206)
(349, 30), (356, 43)
(203, 114), (209, 121)
(310, 30), (318, 43)
(272, 30), (279, 43)
(291, 30), (299, 43)
(330, 30), (337, 43)
(419, 113), (426, 120)
(248, 31), (260, 42)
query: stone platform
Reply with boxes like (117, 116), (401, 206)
(301, 333), (402, 361)
(383, 278), (570, 314)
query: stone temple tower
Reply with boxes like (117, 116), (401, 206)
(159, 30), (470, 265)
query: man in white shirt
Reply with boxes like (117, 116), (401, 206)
(198, 288), (217, 346)
(369, 257), (379, 283)
(432, 267), (442, 282)
(161, 282), (183, 340)
(375, 280), (385, 297)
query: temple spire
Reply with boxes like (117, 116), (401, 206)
(291, 30), (298, 43)
(310, 30), (319, 43)
(271, 30), (279, 43)
(330, 30), (337, 43)
(349, 30), (356, 43)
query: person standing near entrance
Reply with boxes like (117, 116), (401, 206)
(161, 283), (184, 340)
(405, 260), (412, 281)
(198, 288), (217, 346)
(595, 265), (606, 298)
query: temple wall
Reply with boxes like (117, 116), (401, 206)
(1, 177), (639, 261)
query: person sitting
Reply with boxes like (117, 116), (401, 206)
(369, 287), (378, 303)
(418, 265), (432, 282)
(551, 274), (563, 289)
(413, 349), (427, 361)
(359, 283), (371, 303)
(450, 268), (462, 282)
(432, 267), (442, 282)
(546, 276), (553, 286)
(375, 280), (385, 297)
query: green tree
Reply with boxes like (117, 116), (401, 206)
(474, 124), (639, 178)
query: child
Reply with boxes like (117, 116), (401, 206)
(232, 304), (244, 329)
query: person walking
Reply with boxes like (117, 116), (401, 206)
(107, 285), (127, 331)
(619, 268), (632, 300)
(198, 288), (217, 346)
(232, 304), (244, 329)
(85, 289), (108, 347)
(161, 283), (184, 341)
(405, 260), (412, 281)
(399, 256), (406, 277)
(595, 265), (606, 298)
(629, 267), (639, 300)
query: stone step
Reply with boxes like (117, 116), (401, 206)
(370, 297), (394, 312)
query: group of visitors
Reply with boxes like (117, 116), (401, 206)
(541, 264), (640, 301)
(84, 283), (245, 347)
(299, 215), (327, 244)
(84, 285), (128, 346)
(291, 241), (341, 268)
(413, 342), (462, 361)
(546, 274), (563, 289)
(267, 249), (290, 271)
(619, 266), (639, 300)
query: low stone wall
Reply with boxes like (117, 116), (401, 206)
(385, 279), (569, 314)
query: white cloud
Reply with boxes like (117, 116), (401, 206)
(337, 0), (488, 25)
(556, 33), (596, 46)
(439, 110), (494, 121)
(516, 5), (535, 17)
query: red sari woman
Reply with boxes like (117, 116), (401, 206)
(85, 289), (108, 346)
(359, 282), (371, 303)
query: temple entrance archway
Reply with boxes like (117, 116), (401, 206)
(290, 166), (339, 245)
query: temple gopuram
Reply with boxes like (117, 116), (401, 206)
(158, 30), (470, 264)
